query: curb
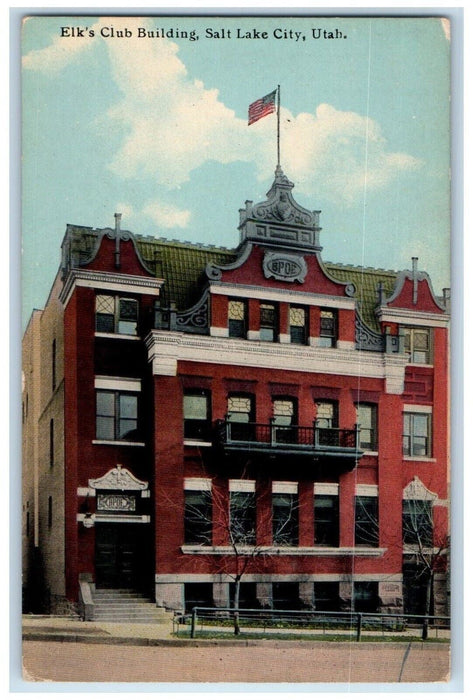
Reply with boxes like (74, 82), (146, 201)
(22, 631), (449, 650)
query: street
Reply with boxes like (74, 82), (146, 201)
(22, 640), (450, 684)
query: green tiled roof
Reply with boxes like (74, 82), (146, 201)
(66, 225), (399, 330)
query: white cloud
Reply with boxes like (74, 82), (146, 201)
(142, 200), (191, 229)
(23, 17), (421, 206)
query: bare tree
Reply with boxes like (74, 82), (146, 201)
(354, 490), (449, 632)
(183, 474), (299, 634)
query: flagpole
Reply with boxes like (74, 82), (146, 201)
(277, 84), (281, 168)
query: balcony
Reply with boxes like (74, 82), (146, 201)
(215, 420), (363, 466)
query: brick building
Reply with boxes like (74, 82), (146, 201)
(22, 167), (450, 617)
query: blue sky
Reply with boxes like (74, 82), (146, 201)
(21, 15), (451, 324)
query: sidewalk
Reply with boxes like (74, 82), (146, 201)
(22, 615), (450, 648)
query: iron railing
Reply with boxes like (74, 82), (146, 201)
(217, 420), (359, 451)
(175, 606), (450, 642)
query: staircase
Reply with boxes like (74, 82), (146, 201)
(91, 589), (173, 624)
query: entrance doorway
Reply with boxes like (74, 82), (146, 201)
(95, 523), (150, 590)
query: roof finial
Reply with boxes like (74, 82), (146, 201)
(412, 256), (418, 305)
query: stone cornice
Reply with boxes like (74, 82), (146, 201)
(59, 268), (163, 306)
(210, 281), (357, 309)
(376, 305), (449, 327)
(146, 330), (408, 393)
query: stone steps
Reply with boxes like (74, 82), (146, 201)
(91, 589), (172, 624)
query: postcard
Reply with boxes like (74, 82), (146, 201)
(20, 14), (452, 685)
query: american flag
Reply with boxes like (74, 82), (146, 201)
(248, 89), (277, 125)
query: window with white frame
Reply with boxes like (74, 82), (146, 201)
(289, 306), (308, 345)
(230, 491), (256, 545)
(354, 495), (379, 547)
(183, 390), (211, 441)
(403, 412), (432, 457)
(228, 299), (247, 339)
(319, 309), (337, 347)
(96, 390), (139, 441)
(272, 486), (298, 546)
(95, 294), (139, 335)
(356, 403), (378, 451)
(401, 326), (432, 364)
(260, 302), (278, 342)
(184, 489), (212, 545)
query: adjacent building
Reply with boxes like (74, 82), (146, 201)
(22, 167), (450, 617)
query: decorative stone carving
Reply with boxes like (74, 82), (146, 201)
(263, 251), (307, 283)
(403, 476), (437, 501)
(238, 166), (322, 251)
(88, 465), (148, 491)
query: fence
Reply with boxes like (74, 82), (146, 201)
(175, 607), (450, 642)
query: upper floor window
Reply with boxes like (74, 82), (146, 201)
(260, 303), (277, 342)
(315, 400), (339, 446)
(403, 412), (431, 457)
(402, 499), (433, 547)
(289, 306), (308, 345)
(314, 494), (339, 547)
(227, 394), (255, 440)
(184, 490), (212, 545)
(272, 397), (297, 443)
(319, 309), (337, 347)
(228, 299), (247, 339)
(272, 492), (299, 546)
(96, 294), (139, 336)
(49, 418), (54, 468)
(96, 390), (139, 442)
(52, 339), (56, 391)
(354, 495), (379, 547)
(183, 390), (211, 441)
(356, 403), (378, 451)
(230, 491), (256, 545)
(401, 326), (432, 364)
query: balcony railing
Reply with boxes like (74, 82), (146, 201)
(215, 419), (362, 463)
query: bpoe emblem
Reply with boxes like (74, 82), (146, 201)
(263, 251), (307, 283)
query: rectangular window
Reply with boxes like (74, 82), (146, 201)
(95, 294), (139, 335)
(230, 491), (256, 545)
(48, 496), (53, 529)
(356, 404), (378, 451)
(184, 491), (212, 545)
(401, 327), (432, 364)
(315, 401), (339, 446)
(228, 299), (247, 339)
(96, 390), (139, 441)
(272, 398), (297, 443)
(49, 418), (54, 468)
(272, 493), (298, 545)
(319, 309), (337, 347)
(355, 496), (379, 546)
(227, 394), (254, 441)
(314, 582), (341, 611)
(314, 495), (339, 546)
(289, 306), (308, 344)
(403, 412), (431, 457)
(353, 581), (379, 613)
(52, 339), (56, 391)
(402, 499), (433, 546)
(260, 303), (277, 342)
(183, 390), (211, 441)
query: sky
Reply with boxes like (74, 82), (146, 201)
(21, 14), (451, 325)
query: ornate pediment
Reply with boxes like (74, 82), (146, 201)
(403, 476), (437, 501)
(238, 166), (322, 252)
(88, 465), (148, 491)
